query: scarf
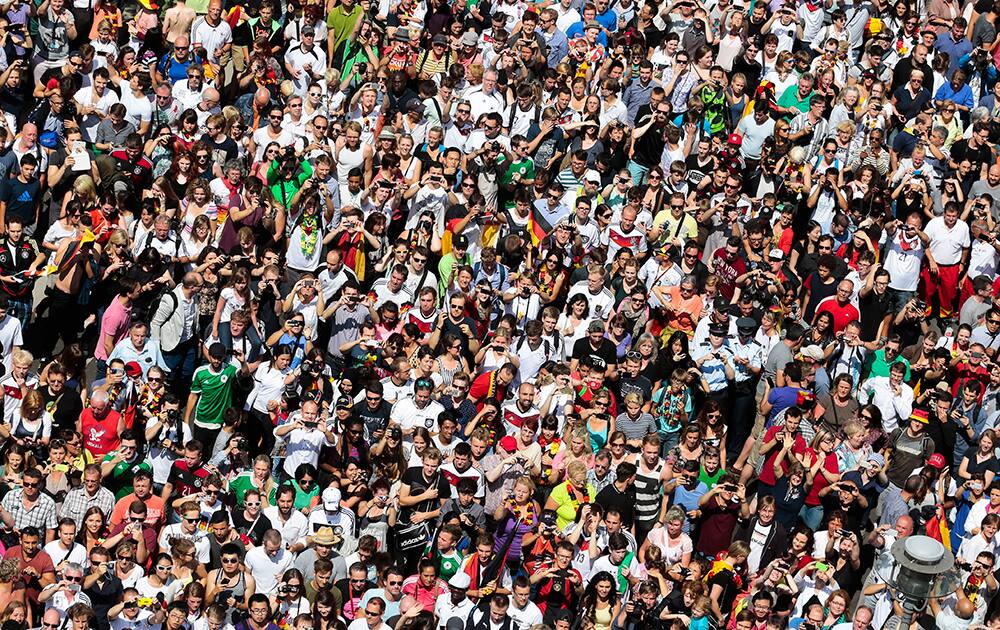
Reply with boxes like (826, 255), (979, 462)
(299, 214), (319, 257)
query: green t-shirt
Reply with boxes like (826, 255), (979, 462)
(100, 455), (151, 500)
(326, 5), (363, 54)
(228, 472), (277, 507)
(699, 465), (726, 489)
(290, 480), (320, 510)
(190, 363), (239, 428)
(499, 156), (535, 186)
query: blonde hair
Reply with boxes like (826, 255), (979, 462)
(566, 460), (588, 483)
(73, 175), (97, 204)
(11, 349), (32, 368)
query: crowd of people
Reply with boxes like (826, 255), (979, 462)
(0, 0), (998, 627)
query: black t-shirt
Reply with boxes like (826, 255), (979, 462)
(232, 509), (272, 546)
(616, 374), (653, 403)
(399, 466), (450, 522)
(595, 482), (636, 527)
(632, 115), (667, 167)
(859, 289), (893, 342)
(199, 133), (239, 169)
(951, 138), (994, 171)
(732, 56), (763, 92)
(42, 385), (84, 435)
(352, 399), (391, 440)
(571, 337), (619, 367)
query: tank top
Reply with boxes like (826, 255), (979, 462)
(586, 420), (609, 452)
(435, 357), (460, 387)
(213, 570), (247, 623)
(336, 144), (365, 182)
(633, 458), (665, 525)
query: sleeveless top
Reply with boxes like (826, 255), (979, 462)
(633, 459), (665, 525)
(586, 419), (609, 452)
(213, 570), (247, 623)
(336, 144), (365, 182)
(435, 357), (461, 388)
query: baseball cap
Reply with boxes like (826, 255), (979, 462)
(800, 345), (825, 361)
(322, 487), (342, 511)
(727, 133), (742, 147)
(768, 248), (785, 261)
(927, 453), (946, 469)
(208, 343), (227, 359)
(448, 572), (471, 589)
(453, 234), (469, 249)
(431, 33), (448, 45)
(124, 361), (143, 378)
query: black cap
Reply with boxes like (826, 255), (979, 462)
(453, 234), (469, 249)
(208, 343), (227, 359)
(335, 395), (352, 410)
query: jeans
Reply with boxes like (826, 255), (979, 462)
(162, 338), (198, 397)
(800, 503), (825, 530)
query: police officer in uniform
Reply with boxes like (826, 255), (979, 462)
(692, 321), (735, 408)
(727, 317), (763, 465)
(0, 216), (45, 330)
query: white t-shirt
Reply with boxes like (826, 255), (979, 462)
(73, 86), (119, 143)
(243, 545), (294, 595)
(120, 90), (153, 130)
(883, 231), (925, 292)
(157, 523), (211, 563)
(273, 423), (333, 476)
(391, 398), (445, 439)
(925, 216), (972, 266)
(247, 364), (289, 414)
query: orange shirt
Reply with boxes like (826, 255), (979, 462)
(662, 286), (704, 333)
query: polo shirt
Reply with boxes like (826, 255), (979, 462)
(777, 86), (813, 117)
(925, 215), (971, 265)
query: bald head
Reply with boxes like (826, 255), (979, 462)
(254, 87), (271, 107)
(175, 34), (189, 48)
(956, 597), (975, 619)
(43, 609), (60, 625)
(202, 87), (220, 106)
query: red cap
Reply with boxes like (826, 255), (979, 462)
(727, 133), (743, 147)
(927, 453), (946, 469)
(498, 436), (518, 453)
(124, 361), (143, 378)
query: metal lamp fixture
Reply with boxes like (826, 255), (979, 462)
(874, 535), (962, 630)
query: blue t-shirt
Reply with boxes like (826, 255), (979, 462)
(672, 481), (708, 534)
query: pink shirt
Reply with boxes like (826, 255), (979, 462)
(95, 297), (132, 361)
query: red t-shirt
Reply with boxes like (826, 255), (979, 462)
(804, 448), (839, 506)
(4, 546), (54, 602)
(757, 426), (807, 486)
(814, 296), (861, 333)
(81, 409), (122, 458)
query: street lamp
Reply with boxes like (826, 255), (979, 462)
(874, 535), (963, 630)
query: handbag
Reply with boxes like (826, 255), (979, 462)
(394, 520), (428, 553)
(394, 472), (439, 554)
